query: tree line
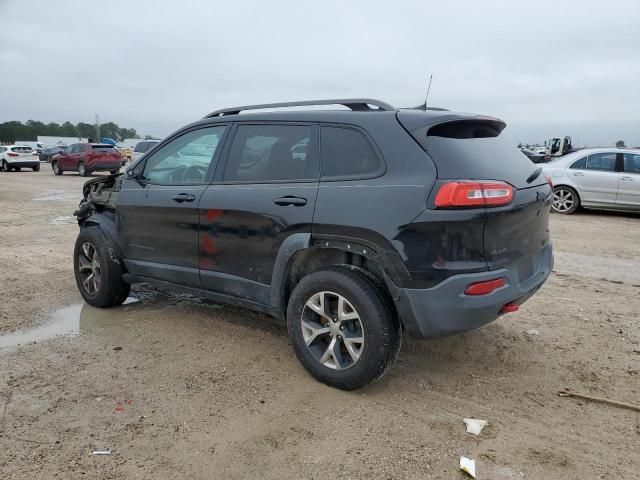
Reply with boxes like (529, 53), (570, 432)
(0, 120), (140, 143)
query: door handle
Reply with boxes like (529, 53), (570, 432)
(172, 193), (196, 203)
(273, 196), (307, 207)
(572, 172), (585, 176)
(620, 176), (633, 181)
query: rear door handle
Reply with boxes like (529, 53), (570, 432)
(273, 196), (307, 207)
(620, 176), (633, 181)
(572, 172), (585, 176)
(172, 193), (196, 203)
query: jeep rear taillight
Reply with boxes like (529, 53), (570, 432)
(434, 181), (514, 208)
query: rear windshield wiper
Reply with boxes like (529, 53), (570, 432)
(526, 167), (543, 184)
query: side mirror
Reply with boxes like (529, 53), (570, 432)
(126, 169), (146, 185)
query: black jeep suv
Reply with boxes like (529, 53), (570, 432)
(73, 99), (553, 390)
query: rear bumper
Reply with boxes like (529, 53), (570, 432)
(89, 163), (123, 172)
(391, 243), (553, 339)
(6, 160), (39, 168)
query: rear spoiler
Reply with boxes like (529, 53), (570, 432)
(396, 109), (506, 133)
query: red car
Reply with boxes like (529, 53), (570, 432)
(51, 143), (123, 176)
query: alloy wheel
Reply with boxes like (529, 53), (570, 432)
(301, 291), (365, 370)
(553, 188), (574, 213)
(77, 242), (101, 295)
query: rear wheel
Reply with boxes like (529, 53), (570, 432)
(74, 226), (130, 307)
(78, 162), (87, 177)
(286, 267), (401, 390)
(52, 161), (62, 175)
(1, 160), (6, 172)
(32, 164), (40, 172)
(552, 186), (579, 214)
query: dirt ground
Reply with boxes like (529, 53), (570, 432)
(1, 168), (639, 480)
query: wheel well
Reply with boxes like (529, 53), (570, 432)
(281, 247), (390, 313)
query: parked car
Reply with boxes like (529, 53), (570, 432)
(519, 147), (549, 164)
(40, 145), (66, 163)
(131, 140), (160, 163)
(72, 98), (553, 390)
(51, 143), (123, 177)
(117, 146), (132, 161)
(543, 147), (640, 214)
(0, 145), (40, 171)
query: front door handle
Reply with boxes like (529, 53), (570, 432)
(273, 196), (307, 207)
(572, 172), (585, 176)
(620, 176), (633, 181)
(172, 193), (196, 203)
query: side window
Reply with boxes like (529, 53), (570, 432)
(624, 153), (640, 174)
(570, 156), (587, 169)
(320, 126), (381, 178)
(586, 153), (616, 172)
(142, 126), (226, 185)
(223, 124), (316, 182)
(133, 142), (146, 153)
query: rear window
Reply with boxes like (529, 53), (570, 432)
(320, 126), (381, 178)
(11, 146), (33, 153)
(407, 119), (540, 189)
(91, 145), (117, 153)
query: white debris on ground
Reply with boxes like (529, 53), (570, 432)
(460, 456), (477, 478)
(463, 418), (487, 435)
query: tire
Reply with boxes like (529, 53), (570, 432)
(74, 226), (130, 308)
(110, 170), (118, 175)
(286, 267), (401, 390)
(78, 162), (88, 177)
(552, 185), (579, 214)
(1, 160), (8, 172)
(52, 161), (63, 175)
(32, 165), (40, 172)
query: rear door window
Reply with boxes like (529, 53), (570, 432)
(586, 153), (616, 171)
(624, 153), (640, 174)
(223, 124), (317, 182)
(320, 126), (381, 178)
(570, 156), (587, 169)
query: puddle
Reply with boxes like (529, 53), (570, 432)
(0, 304), (82, 350)
(0, 297), (142, 350)
(33, 191), (80, 202)
(49, 215), (75, 225)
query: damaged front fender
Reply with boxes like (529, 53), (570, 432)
(74, 173), (123, 225)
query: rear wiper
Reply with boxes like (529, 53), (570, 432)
(526, 167), (543, 184)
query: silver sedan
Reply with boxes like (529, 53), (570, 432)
(542, 147), (640, 214)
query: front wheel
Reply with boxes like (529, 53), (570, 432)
(1, 160), (8, 172)
(552, 186), (579, 214)
(52, 161), (63, 175)
(74, 226), (130, 307)
(77, 162), (88, 177)
(286, 267), (401, 390)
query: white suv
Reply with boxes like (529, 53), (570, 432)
(131, 140), (160, 163)
(0, 145), (41, 172)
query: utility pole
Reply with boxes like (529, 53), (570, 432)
(95, 114), (100, 142)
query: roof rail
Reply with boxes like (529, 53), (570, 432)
(204, 98), (394, 118)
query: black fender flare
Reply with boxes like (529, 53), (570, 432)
(81, 212), (124, 258)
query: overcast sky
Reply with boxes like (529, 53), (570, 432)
(1, 0), (639, 146)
